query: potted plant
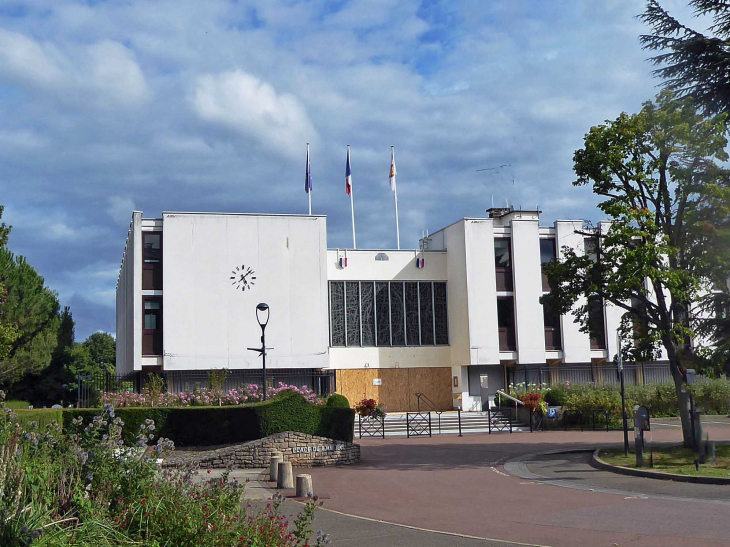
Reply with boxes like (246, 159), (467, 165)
(355, 398), (386, 419)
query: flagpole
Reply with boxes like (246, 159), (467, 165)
(392, 146), (400, 250)
(348, 145), (356, 249)
(307, 143), (312, 215)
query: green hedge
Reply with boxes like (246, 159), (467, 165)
(12, 409), (63, 431)
(62, 391), (355, 446)
(325, 394), (350, 408)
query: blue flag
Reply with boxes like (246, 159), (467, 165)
(305, 146), (312, 193)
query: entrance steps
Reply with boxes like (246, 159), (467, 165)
(354, 410), (529, 437)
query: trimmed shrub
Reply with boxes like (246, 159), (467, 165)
(12, 408), (63, 430)
(63, 391), (355, 446)
(544, 387), (568, 407)
(325, 394), (350, 408)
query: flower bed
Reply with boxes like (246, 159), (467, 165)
(0, 392), (330, 547)
(100, 382), (321, 407)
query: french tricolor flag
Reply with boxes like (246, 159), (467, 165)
(416, 257), (425, 269)
(339, 257), (348, 268)
(345, 147), (352, 195)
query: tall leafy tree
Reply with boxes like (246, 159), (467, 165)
(542, 92), (730, 447)
(69, 332), (116, 377)
(10, 307), (75, 406)
(0, 206), (60, 383)
(640, 0), (730, 116)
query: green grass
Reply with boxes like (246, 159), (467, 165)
(5, 399), (31, 409)
(599, 445), (730, 478)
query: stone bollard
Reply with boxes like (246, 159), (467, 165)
(277, 461), (294, 489)
(269, 453), (283, 482)
(295, 474), (313, 498)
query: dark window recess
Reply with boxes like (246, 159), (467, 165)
(328, 281), (449, 347)
(540, 239), (556, 292)
(588, 296), (606, 349)
(494, 238), (513, 291)
(329, 282), (345, 347)
(433, 282), (449, 345)
(390, 282), (405, 346)
(345, 282), (360, 346)
(375, 282), (391, 346)
(142, 232), (163, 290)
(543, 305), (562, 350)
(360, 282), (375, 346)
(497, 297), (516, 351)
(419, 282), (434, 345)
(142, 298), (163, 356)
(404, 282), (420, 345)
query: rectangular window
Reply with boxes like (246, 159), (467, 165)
(588, 296), (606, 349)
(346, 282), (360, 346)
(405, 282), (420, 345)
(540, 239), (556, 292)
(328, 281), (449, 347)
(584, 237), (598, 262)
(360, 282), (375, 346)
(497, 296), (516, 351)
(494, 238), (513, 291)
(329, 282), (345, 347)
(543, 305), (562, 350)
(142, 232), (163, 290)
(375, 282), (391, 346)
(390, 282), (405, 346)
(419, 282), (434, 345)
(433, 282), (448, 345)
(142, 297), (162, 356)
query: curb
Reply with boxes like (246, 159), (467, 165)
(591, 448), (730, 485)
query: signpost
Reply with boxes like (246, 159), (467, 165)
(617, 334), (629, 457)
(633, 405), (650, 467)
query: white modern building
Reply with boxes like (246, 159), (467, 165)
(115, 208), (666, 411)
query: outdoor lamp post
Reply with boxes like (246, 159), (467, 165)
(256, 303), (270, 401)
(617, 334), (629, 457)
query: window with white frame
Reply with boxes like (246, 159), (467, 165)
(328, 281), (448, 347)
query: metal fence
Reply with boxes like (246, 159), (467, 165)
(507, 362), (673, 389)
(77, 369), (337, 408)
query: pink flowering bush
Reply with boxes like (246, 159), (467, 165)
(100, 383), (322, 408)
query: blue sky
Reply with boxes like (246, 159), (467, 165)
(0, 0), (698, 340)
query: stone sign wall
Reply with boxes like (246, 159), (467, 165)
(164, 431), (361, 469)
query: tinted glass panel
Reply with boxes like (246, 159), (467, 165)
(144, 233), (161, 263)
(404, 282), (420, 345)
(419, 282), (434, 345)
(346, 282), (360, 346)
(434, 282), (448, 345)
(494, 239), (511, 269)
(145, 300), (160, 310)
(375, 282), (390, 346)
(390, 282), (405, 346)
(360, 282), (375, 346)
(329, 282), (345, 347)
(540, 239), (555, 263)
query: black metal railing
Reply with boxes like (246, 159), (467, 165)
(406, 411), (432, 437)
(507, 362), (673, 388)
(358, 414), (385, 438)
(487, 408), (513, 433)
(76, 369), (336, 408)
(414, 393), (443, 433)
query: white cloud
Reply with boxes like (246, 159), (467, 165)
(191, 70), (317, 157)
(107, 197), (136, 225)
(0, 29), (65, 88)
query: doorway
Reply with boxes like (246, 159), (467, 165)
(467, 365), (506, 411)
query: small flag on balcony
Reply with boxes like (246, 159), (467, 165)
(416, 257), (425, 269)
(339, 257), (348, 268)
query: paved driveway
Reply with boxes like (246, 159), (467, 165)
(301, 419), (730, 547)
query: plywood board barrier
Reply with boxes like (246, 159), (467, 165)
(335, 367), (452, 412)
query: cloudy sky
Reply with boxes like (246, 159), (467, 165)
(0, 0), (699, 339)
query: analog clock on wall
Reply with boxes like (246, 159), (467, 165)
(231, 265), (256, 291)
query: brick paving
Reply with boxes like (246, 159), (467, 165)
(300, 418), (730, 547)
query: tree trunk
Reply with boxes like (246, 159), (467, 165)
(665, 339), (694, 448)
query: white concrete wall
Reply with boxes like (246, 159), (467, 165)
(161, 213), (329, 370)
(115, 211), (142, 373)
(329, 346), (450, 370)
(511, 219), (546, 363)
(464, 219), (501, 364)
(442, 222), (471, 368)
(555, 220), (592, 363)
(327, 249), (447, 281)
